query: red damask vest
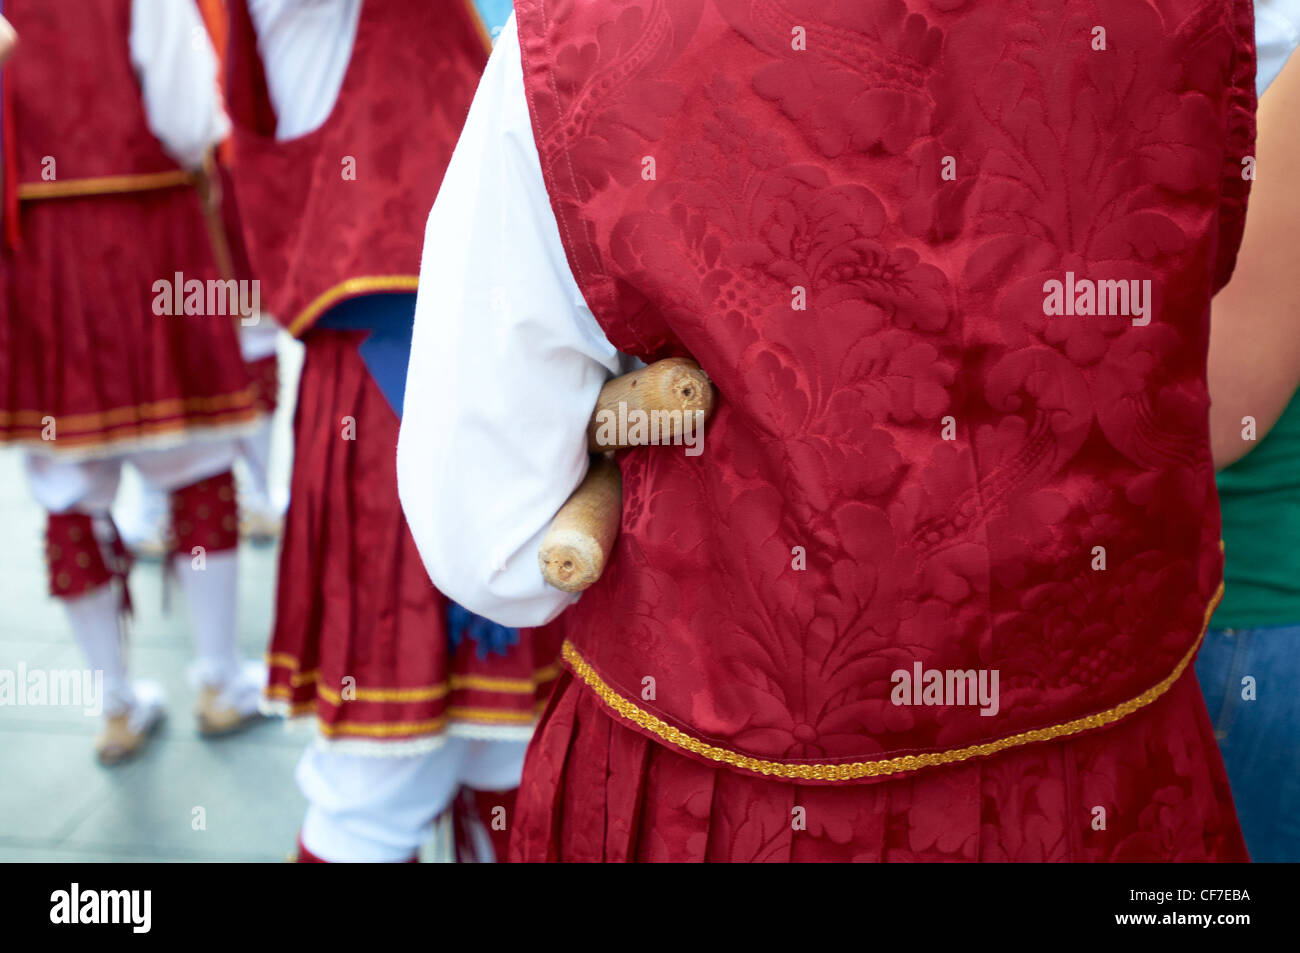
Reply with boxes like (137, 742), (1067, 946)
(1, 0), (191, 240)
(224, 0), (490, 336)
(517, 0), (1256, 782)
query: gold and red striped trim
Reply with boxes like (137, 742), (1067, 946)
(264, 660), (562, 705)
(0, 401), (259, 452)
(316, 714), (450, 738)
(316, 682), (450, 705)
(263, 691), (548, 737)
(561, 582), (1225, 782)
(0, 387), (258, 431)
(449, 668), (562, 694)
(311, 706), (541, 739)
(18, 170), (197, 201)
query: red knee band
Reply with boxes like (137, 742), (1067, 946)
(247, 354), (280, 414)
(46, 512), (112, 599)
(170, 470), (239, 556)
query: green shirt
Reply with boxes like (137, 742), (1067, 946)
(1214, 389), (1300, 628)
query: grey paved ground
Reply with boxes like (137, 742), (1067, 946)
(0, 342), (313, 863)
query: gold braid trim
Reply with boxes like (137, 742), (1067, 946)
(287, 276), (421, 336)
(18, 170), (196, 200)
(562, 582), (1224, 782)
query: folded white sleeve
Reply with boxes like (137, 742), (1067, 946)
(1257, 0), (1300, 95)
(129, 0), (230, 170)
(397, 13), (623, 628)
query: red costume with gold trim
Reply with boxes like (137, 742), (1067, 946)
(224, 0), (490, 338)
(513, 0), (1254, 860)
(225, 0), (559, 749)
(0, 0), (255, 455)
(0, 1), (262, 764)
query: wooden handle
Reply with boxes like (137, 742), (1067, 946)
(0, 17), (16, 66)
(538, 455), (623, 592)
(587, 356), (714, 452)
(539, 358), (715, 592)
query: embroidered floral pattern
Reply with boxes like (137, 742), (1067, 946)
(514, 0), (1255, 859)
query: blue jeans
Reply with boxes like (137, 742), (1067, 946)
(1196, 625), (1300, 862)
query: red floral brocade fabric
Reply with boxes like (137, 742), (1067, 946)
(515, 0), (1256, 782)
(5, 0), (178, 183)
(223, 0), (489, 336)
(514, 667), (1244, 861)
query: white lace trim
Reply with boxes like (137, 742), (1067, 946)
(18, 417), (264, 462)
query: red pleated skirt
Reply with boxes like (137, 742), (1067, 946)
(0, 186), (256, 454)
(513, 667), (1247, 862)
(265, 331), (562, 750)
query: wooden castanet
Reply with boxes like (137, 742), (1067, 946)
(587, 356), (714, 451)
(539, 358), (716, 592)
(538, 454), (623, 592)
(0, 16), (17, 65)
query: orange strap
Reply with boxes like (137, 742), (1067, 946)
(196, 0), (234, 166)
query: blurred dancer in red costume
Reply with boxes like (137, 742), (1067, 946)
(221, 0), (558, 862)
(400, 1), (1290, 861)
(0, 0), (266, 765)
(116, 0), (287, 561)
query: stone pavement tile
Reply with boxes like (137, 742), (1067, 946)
(0, 842), (214, 863)
(236, 543), (279, 655)
(6, 638), (303, 746)
(0, 638), (103, 731)
(0, 575), (66, 641)
(55, 732), (305, 862)
(1, 607), (304, 750)
(0, 731), (120, 841)
(0, 636), (65, 671)
(2, 646), (309, 861)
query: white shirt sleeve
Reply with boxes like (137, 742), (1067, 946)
(245, 0), (361, 141)
(129, 0), (230, 170)
(397, 13), (624, 628)
(1257, 0), (1300, 95)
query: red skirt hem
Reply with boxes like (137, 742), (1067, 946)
(2, 187), (254, 447)
(265, 331), (562, 747)
(512, 667), (1248, 862)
